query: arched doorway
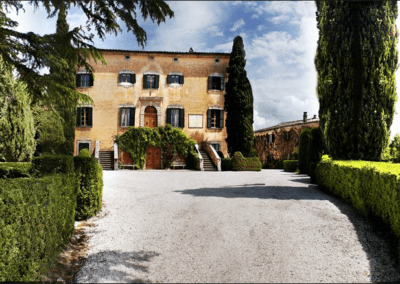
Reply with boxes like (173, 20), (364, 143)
(144, 106), (157, 128)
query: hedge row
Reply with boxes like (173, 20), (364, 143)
(316, 156), (400, 237)
(0, 162), (31, 178)
(221, 158), (232, 171)
(231, 152), (262, 171)
(0, 174), (77, 281)
(283, 160), (298, 172)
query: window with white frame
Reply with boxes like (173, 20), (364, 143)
(119, 73), (136, 84)
(166, 108), (184, 128)
(120, 107), (135, 127)
(143, 74), (159, 89)
(167, 74), (184, 85)
(76, 107), (93, 127)
(207, 109), (224, 128)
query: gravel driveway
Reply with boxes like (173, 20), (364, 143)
(76, 170), (400, 283)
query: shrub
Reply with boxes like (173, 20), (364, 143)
(310, 127), (324, 163)
(298, 128), (312, 174)
(309, 162), (317, 184)
(231, 151), (261, 171)
(283, 160), (298, 172)
(221, 158), (232, 171)
(248, 147), (258, 158)
(31, 154), (74, 177)
(0, 162), (31, 178)
(36, 110), (66, 155)
(78, 148), (91, 157)
(185, 147), (199, 170)
(0, 174), (77, 281)
(74, 156), (103, 220)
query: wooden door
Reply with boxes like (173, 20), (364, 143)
(144, 106), (157, 128)
(146, 146), (161, 169)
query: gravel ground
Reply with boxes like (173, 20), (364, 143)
(75, 170), (400, 283)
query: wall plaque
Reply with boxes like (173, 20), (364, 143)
(189, 114), (203, 128)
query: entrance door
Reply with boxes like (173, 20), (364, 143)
(146, 146), (161, 169)
(144, 106), (157, 128)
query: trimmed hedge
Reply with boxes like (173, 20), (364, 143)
(221, 158), (232, 171)
(231, 151), (262, 171)
(0, 162), (31, 178)
(74, 156), (103, 220)
(316, 156), (400, 237)
(298, 128), (312, 174)
(283, 160), (298, 172)
(31, 154), (74, 176)
(0, 174), (77, 281)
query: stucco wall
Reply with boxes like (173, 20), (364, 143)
(75, 50), (230, 158)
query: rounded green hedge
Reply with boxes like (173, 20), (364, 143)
(283, 160), (298, 172)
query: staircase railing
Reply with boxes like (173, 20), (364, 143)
(195, 144), (204, 171)
(205, 143), (221, 171)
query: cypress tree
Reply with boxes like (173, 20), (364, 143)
(225, 36), (254, 157)
(315, 1), (398, 160)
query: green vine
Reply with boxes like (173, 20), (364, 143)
(116, 124), (198, 170)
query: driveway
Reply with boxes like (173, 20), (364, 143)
(76, 170), (400, 283)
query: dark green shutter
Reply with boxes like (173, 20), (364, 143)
(208, 77), (212, 90)
(87, 108), (93, 126)
(179, 109), (184, 128)
(118, 74), (122, 83)
(179, 75), (184, 84)
(155, 75), (159, 89)
(219, 110), (224, 128)
(132, 74), (136, 84)
(76, 107), (81, 126)
(89, 74), (94, 87)
(220, 77), (224, 90)
(143, 75), (148, 89)
(76, 74), (81, 87)
(129, 108), (135, 126)
(166, 108), (171, 124)
(167, 75), (171, 84)
(207, 110), (212, 128)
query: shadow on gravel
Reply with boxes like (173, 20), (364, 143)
(76, 250), (159, 283)
(174, 174), (400, 283)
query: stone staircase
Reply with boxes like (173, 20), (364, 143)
(99, 151), (114, 170)
(199, 150), (217, 171)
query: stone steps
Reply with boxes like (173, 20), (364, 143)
(99, 151), (114, 170)
(199, 150), (217, 171)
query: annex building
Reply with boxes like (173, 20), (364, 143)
(74, 48), (230, 170)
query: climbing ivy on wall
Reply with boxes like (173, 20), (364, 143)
(315, 1), (398, 160)
(116, 124), (197, 169)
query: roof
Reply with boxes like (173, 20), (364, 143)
(96, 48), (230, 56)
(254, 118), (320, 134)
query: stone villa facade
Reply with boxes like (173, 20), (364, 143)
(74, 48), (230, 170)
(254, 112), (320, 168)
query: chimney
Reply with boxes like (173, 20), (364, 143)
(313, 114), (317, 119)
(303, 112), (307, 122)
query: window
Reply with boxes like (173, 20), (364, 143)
(167, 74), (184, 84)
(78, 142), (90, 153)
(119, 73), (136, 84)
(166, 108), (184, 128)
(143, 74), (159, 89)
(284, 131), (290, 140)
(76, 107), (93, 127)
(76, 74), (93, 87)
(120, 108), (135, 127)
(268, 134), (275, 144)
(208, 75), (224, 90)
(207, 109), (224, 128)
(210, 143), (220, 152)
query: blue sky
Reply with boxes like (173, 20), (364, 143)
(8, 1), (400, 140)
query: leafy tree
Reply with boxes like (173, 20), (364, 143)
(224, 35), (254, 157)
(298, 128), (312, 174)
(389, 133), (400, 162)
(0, 1), (174, 111)
(36, 109), (66, 154)
(0, 58), (36, 162)
(315, 1), (398, 160)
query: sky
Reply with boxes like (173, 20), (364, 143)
(8, 1), (400, 141)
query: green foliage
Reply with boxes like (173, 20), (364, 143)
(390, 133), (400, 162)
(248, 147), (258, 158)
(316, 157), (400, 239)
(298, 128), (312, 174)
(0, 162), (31, 178)
(231, 151), (261, 171)
(31, 154), (74, 177)
(78, 148), (91, 157)
(0, 173), (77, 281)
(36, 110), (66, 155)
(0, 58), (36, 162)
(310, 127), (324, 163)
(315, 1), (398, 160)
(308, 162), (317, 184)
(186, 148), (199, 170)
(73, 156), (103, 220)
(221, 158), (232, 171)
(225, 36), (254, 157)
(283, 160), (298, 172)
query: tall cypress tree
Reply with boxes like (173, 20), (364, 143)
(225, 36), (254, 157)
(315, 1), (398, 160)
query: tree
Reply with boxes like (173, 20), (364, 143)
(0, 58), (36, 162)
(36, 109), (66, 154)
(389, 133), (400, 162)
(224, 35), (254, 157)
(0, 1), (174, 110)
(315, 1), (398, 160)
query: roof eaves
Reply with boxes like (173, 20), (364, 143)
(254, 118), (320, 133)
(96, 48), (230, 56)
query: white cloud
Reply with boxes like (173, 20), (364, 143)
(230, 18), (245, 32)
(269, 15), (290, 25)
(207, 25), (224, 37)
(251, 14), (259, 20)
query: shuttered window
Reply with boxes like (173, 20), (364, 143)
(78, 142), (90, 153)
(208, 76), (224, 90)
(121, 108), (135, 127)
(166, 108), (184, 128)
(76, 74), (93, 87)
(167, 75), (184, 84)
(119, 73), (136, 84)
(207, 109), (224, 128)
(76, 107), (93, 127)
(210, 143), (220, 152)
(143, 74), (159, 89)
(268, 134), (275, 144)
